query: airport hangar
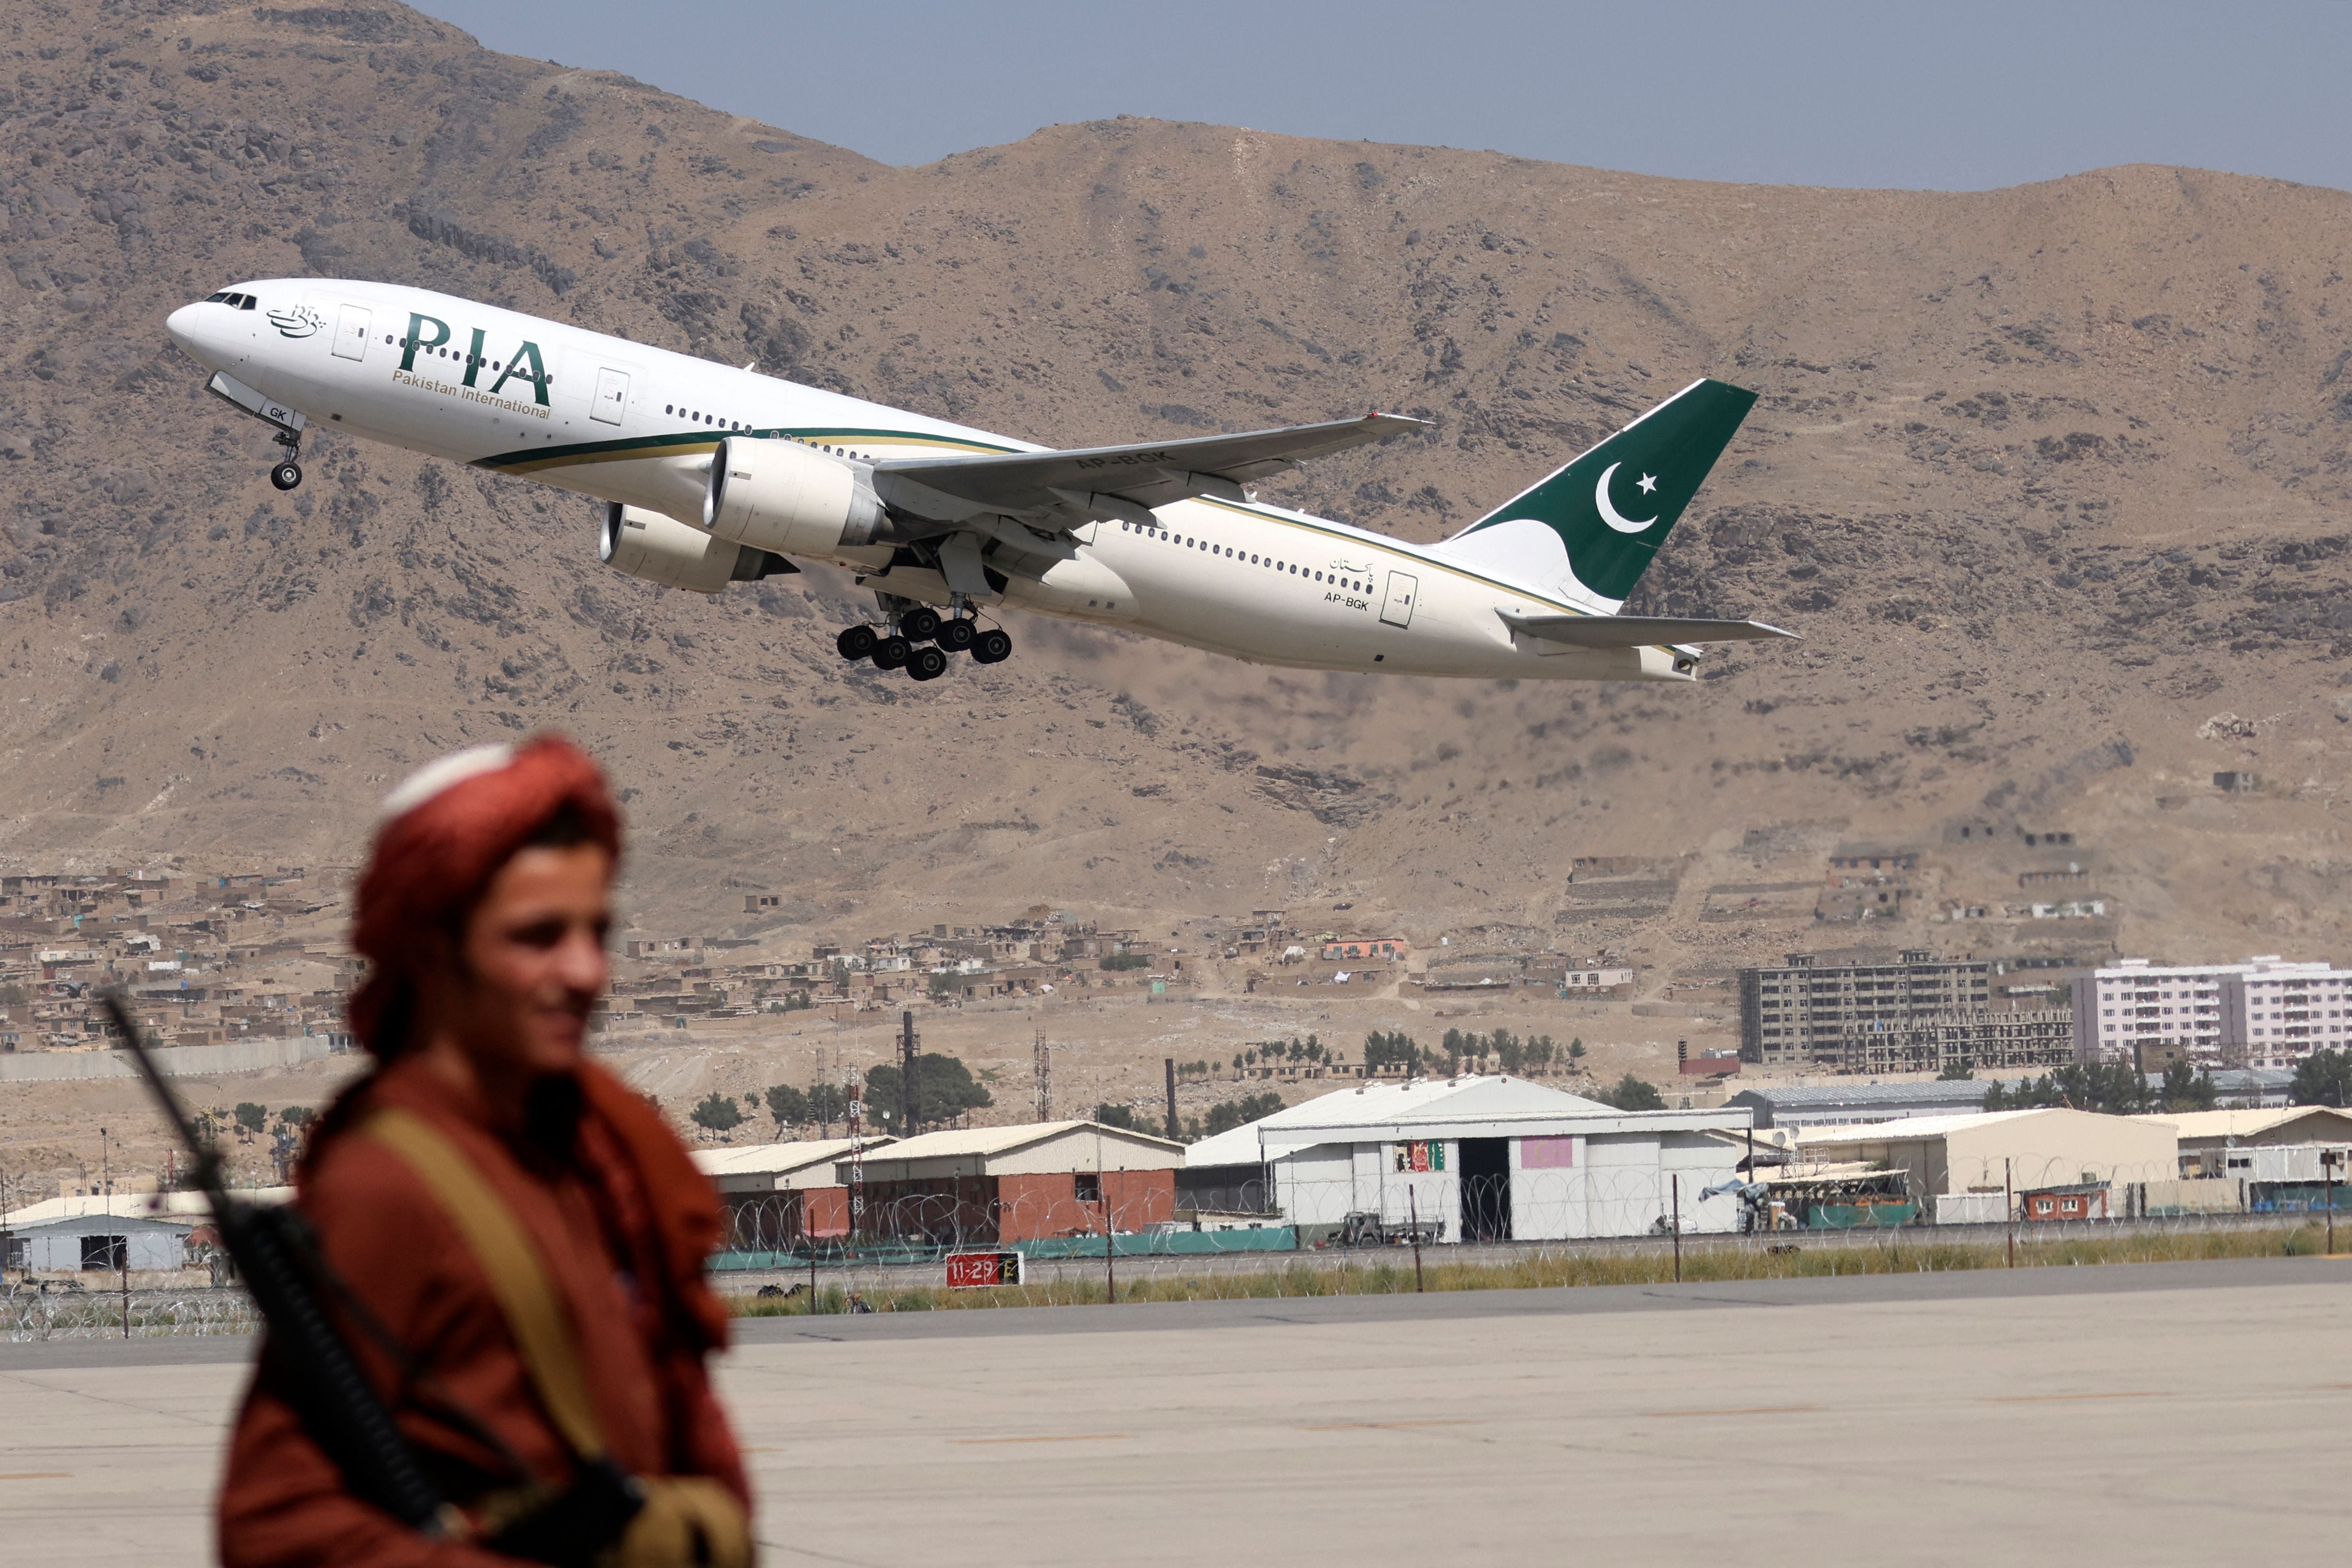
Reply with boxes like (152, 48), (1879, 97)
(1184, 1076), (1753, 1243)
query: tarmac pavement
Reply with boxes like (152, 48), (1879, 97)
(5, 1257), (2347, 1565)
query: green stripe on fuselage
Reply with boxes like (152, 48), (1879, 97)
(473, 426), (1019, 474)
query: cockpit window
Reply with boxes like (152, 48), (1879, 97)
(239, 295), (257, 310)
(206, 292), (258, 309)
(204, 292), (229, 303)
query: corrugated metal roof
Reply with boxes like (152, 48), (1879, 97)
(857, 1120), (1183, 1164)
(1, 1187), (292, 1227)
(691, 1138), (890, 1176)
(1793, 1107), (2176, 1144)
(1187, 1075), (1614, 1167)
(2139, 1107), (2352, 1139)
(1732, 1082), (1993, 1109)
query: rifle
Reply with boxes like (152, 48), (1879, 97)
(96, 991), (460, 1539)
(101, 992), (646, 1566)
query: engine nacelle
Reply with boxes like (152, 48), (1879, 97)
(599, 503), (791, 595)
(704, 435), (885, 558)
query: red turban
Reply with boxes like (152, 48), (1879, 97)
(333, 735), (731, 1349)
(348, 734), (622, 1056)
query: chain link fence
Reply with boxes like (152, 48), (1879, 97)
(9, 1151), (2341, 1336)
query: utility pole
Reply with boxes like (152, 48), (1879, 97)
(2326, 1149), (2341, 1257)
(846, 1070), (865, 1246)
(1164, 1057), (1179, 1141)
(1671, 1173), (1682, 1284)
(899, 1010), (918, 1138)
(2005, 1157), (2015, 1268)
(1408, 1184), (1426, 1291)
(1101, 1142), (1116, 1305)
(1033, 1029), (1051, 1122)
(104, 1126), (127, 1338)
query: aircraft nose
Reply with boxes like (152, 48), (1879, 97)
(165, 302), (205, 358)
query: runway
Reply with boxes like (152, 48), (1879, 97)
(6, 1258), (2347, 1565)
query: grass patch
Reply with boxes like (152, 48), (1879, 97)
(733, 1222), (2333, 1317)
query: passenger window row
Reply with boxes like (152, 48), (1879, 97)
(662, 414), (875, 461)
(389, 336), (544, 382)
(1118, 520), (1371, 593)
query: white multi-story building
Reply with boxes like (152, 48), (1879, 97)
(2225, 959), (2352, 1067)
(2074, 955), (2352, 1068)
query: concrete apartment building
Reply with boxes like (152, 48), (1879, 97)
(2073, 955), (2352, 1068)
(1740, 950), (1992, 1067)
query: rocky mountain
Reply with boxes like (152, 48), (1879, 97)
(5, 0), (2352, 976)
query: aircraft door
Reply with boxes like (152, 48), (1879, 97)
(1380, 570), (1418, 628)
(331, 304), (370, 362)
(590, 366), (630, 426)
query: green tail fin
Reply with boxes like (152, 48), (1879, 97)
(1439, 378), (1756, 606)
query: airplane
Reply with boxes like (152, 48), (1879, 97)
(164, 279), (1795, 684)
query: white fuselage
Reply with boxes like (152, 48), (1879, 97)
(166, 278), (1694, 683)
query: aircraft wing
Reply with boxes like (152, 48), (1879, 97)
(873, 413), (1430, 533)
(1501, 613), (1800, 648)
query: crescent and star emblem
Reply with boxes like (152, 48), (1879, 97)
(1594, 461), (1660, 534)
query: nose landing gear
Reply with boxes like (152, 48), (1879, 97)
(204, 370), (308, 491)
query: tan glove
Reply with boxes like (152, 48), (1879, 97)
(607, 1476), (753, 1568)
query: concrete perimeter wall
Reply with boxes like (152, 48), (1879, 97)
(0, 1037), (338, 1083)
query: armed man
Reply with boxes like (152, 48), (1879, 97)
(217, 737), (752, 1568)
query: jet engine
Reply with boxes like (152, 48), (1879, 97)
(599, 503), (792, 595)
(703, 435), (885, 557)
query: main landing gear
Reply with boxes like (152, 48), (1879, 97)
(836, 613), (1009, 681)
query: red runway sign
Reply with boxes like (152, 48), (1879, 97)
(946, 1251), (1025, 1289)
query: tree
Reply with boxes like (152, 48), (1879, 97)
(1495, 1030), (1523, 1074)
(1526, 1036), (1554, 1074)
(234, 1102), (267, 1136)
(1989, 1062), (2150, 1115)
(2291, 1048), (2352, 1108)
(1363, 1030), (1418, 1073)
(866, 1053), (996, 1136)
(276, 1106), (317, 1133)
(2161, 1059), (2219, 1111)
(763, 1084), (809, 1138)
(1094, 1102), (1140, 1130)
(1568, 1038), (1587, 1062)
(1593, 1074), (1665, 1111)
(1937, 1060), (1975, 1080)
(1239, 1092), (1285, 1122)
(1100, 952), (1151, 971)
(805, 1082), (850, 1137)
(1231, 1052), (1245, 1075)
(691, 1092), (744, 1134)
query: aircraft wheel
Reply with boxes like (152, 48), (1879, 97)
(836, 625), (877, 662)
(971, 628), (1013, 664)
(872, 635), (912, 671)
(269, 461), (303, 491)
(907, 646), (950, 682)
(936, 617), (977, 653)
(901, 606), (942, 642)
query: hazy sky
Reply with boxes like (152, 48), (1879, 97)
(413, 1), (2352, 193)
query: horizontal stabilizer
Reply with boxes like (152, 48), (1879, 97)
(1500, 613), (1799, 649)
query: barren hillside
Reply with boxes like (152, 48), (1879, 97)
(4, 0), (2351, 979)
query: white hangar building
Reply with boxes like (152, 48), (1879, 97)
(1183, 1076), (1754, 1243)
